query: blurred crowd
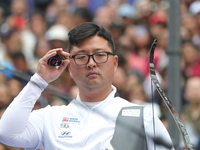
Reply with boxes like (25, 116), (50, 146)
(0, 0), (200, 149)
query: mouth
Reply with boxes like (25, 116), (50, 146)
(86, 71), (99, 77)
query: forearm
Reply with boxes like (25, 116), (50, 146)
(0, 73), (48, 146)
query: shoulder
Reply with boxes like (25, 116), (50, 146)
(114, 97), (137, 106)
(111, 97), (146, 115)
(31, 99), (85, 116)
(30, 105), (67, 117)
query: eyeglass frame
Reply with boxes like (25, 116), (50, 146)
(69, 51), (115, 66)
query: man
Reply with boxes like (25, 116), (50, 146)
(0, 22), (174, 150)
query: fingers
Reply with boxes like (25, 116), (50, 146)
(39, 48), (71, 67)
(36, 48), (70, 83)
(42, 48), (70, 66)
(60, 50), (70, 59)
(46, 48), (70, 61)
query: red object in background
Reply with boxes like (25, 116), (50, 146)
(127, 47), (160, 77)
(12, 15), (26, 29)
(186, 59), (200, 77)
(148, 13), (167, 25)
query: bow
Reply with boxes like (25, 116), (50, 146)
(148, 39), (194, 150)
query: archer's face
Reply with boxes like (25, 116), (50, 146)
(68, 35), (118, 91)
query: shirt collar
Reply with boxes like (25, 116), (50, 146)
(75, 85), (118, 105)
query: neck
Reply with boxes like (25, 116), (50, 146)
(79, 85), (113, 102)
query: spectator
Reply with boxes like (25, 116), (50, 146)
(0, 29), (23, 63)
(45, 24), (69, 50)
(127, 82), (161, 118)
(180, 77), (200, 149)
(21, 11), (48, 69)
(11, 51), (34, 86)
(181, 41), (200, 79)
(0, 83), (11, 109)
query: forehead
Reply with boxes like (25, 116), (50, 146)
(70, 36), (112, 54)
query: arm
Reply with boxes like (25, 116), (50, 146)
(0, 73), (48, 147)
(0, 48), (70, 148)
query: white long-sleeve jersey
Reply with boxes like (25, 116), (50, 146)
(0, 73), (174, 150)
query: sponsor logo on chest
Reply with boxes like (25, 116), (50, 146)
(60, 117), (81, 128)
(58, 117), (81, 139)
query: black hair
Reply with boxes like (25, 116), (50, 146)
(11, 51), (26, 60)
(68, 22), (115, 52)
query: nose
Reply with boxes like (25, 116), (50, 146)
(87, 55), (96, 68)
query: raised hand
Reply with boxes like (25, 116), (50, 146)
(36, 48), (70, 83)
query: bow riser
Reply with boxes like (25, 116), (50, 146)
(149, 39), (194, 150)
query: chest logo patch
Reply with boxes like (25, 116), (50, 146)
(57, 131), (73, 139)
(62, 117), (80, 124)
(121, 109), (141, 117)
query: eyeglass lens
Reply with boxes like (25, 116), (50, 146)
(74, 52), (109, 65)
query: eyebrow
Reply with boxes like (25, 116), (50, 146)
(75, 48), (105, 54)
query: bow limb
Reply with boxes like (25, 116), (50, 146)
(148, 39), (194, 150)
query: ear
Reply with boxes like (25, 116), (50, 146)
(113, 55), (118, 74)
(68, 63), (74, 79)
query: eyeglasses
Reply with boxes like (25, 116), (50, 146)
(69, 51), (114, 66)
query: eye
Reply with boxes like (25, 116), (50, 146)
(76, 55), (87, 60)
(95, 53), (106, 57)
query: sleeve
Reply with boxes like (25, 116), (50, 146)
(0, 73), (48, 149)
(143, 106), (175, 150)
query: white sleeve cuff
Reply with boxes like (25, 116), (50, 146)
(30, 73), (48, 91)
